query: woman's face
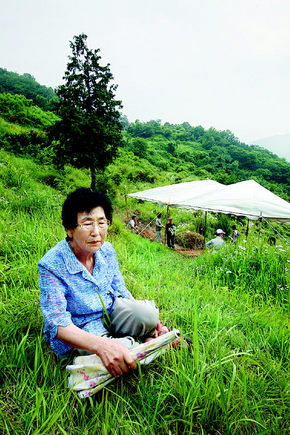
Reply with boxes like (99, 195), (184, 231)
(67, 206), (109, 256)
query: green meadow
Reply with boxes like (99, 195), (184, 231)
(0, 150), (289, 434)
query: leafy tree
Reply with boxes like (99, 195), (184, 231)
(119, 114), (129, 130)
(50, 34), (123, 190)
(167, 142), (176, 155)
(131, 138), (148, 159)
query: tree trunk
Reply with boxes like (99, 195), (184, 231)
(90, 162), (96, 191)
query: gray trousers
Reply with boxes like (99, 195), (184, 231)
(156, 230), (162, 243)
(78, 298), (159, 354)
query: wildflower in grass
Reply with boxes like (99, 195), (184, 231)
(278, 284), (288, 291)
(238, 245), (246, 251)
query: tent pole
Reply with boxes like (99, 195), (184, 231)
(125, 195), (128, 219)
(165, 205), (169, 245)
(204, 211), (207, 239)
(245, 219), (249, 239)
(196, 211), (202, 233)
(264, 219), (290, 246)
(258, 212), (262, 241)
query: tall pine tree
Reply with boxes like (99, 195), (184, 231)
(51, 34), (123, 190)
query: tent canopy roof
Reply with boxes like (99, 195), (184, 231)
(126, 179), (290, 222)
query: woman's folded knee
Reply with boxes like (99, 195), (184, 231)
(110, 298), (159, 337)
(133, 300), (159, 333)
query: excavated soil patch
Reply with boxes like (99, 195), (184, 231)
(133, 225), (203, 258)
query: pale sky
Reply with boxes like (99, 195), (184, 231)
(1, 0), (289, 143)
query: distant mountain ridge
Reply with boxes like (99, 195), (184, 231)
(250, 133), (290, 162)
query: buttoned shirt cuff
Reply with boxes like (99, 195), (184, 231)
(48, 317), (73, 340)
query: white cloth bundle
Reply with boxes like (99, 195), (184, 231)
(66, 329), (180, 399)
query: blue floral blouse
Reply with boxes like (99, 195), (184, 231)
(38, 239), (131, 355)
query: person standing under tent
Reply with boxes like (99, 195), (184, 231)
(231, 225), (240, 243)
(206, 228), (225, 251)
(165, 217), (176, 249)
(155, 213), (164, 243)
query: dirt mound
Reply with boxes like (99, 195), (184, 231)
(175, 231), (205, 249)
(129, 224), (203, 258)
(176, 248), (202, 257)
(137, 228), (156, 241)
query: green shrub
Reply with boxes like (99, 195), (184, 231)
(0, 93), (59, 128)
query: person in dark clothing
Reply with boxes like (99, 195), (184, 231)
(166, 217), (176, 249)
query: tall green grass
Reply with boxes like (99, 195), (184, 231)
(0, 151), (289, 434)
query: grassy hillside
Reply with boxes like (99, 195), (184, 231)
(0, 150), (288, 433)
(0, 93), (59, 163)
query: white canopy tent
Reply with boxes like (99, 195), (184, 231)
(125, 179), (290, 223)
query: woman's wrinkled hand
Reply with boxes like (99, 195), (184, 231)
(154, 320), (169, 337)
(95, 337), (136, 377)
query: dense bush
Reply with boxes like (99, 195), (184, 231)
(0, 93), (59, 129)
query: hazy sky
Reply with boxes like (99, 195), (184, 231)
(1, 0), (289, 143)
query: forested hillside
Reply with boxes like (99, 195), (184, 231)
(0, 68), (57, 110)
(0, 68), (289, 201)
(122, 120), (290, 200)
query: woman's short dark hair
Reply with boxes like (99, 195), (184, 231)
(62, 188), (113, 229)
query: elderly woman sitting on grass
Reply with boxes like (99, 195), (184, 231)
(38, 188), (171, 377)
